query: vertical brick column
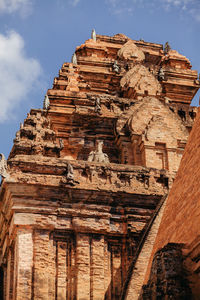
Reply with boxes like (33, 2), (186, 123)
(33, 230), (56, 300)
(111, 245), (122, 300)
(68, 237), (76, 300)
(104, 241), (111, 300)
(48, 233), (56, 300)
(91, 235), (105, 300)
(57, 241), (67, 300)
(3, 265), (7, 300)
(76, 233), (90, 300)
(5, 249), (11, 300)
(16, 229), (33, 300)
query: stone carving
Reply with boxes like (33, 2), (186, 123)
(43, 94), (50, 110)
(121, 65), (162, 96)
(85, 165), (96, 182)
(158, 68), (165, 81)
(71, 53), (77, 65)
(88, 140), (109, 163)
(103, 167), (112, 184)
(118, 172), (133, 186)
(164, 42), (171, 54)
(112, 60), (120, 73)
(94, 97), (101, 114)
(14, 130), (20, 143)
(67, 163), (74, 181)
(61, 163), (77, 186)
(91, 29), (96, 41)
(0, 153), (8, 178)
(59, 138), (64, 150)
(118, 40), (145, 62)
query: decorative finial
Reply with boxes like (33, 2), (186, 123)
(164, 42), (171, 55)
(71, 53), (77, 65)
(0, 153), (8, 178)
(91, 29), (96, 42)
(43, 94), (50, 110)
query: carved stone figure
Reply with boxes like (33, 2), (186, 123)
(43, 94), (50, 110)
(71, 53), (77, 65)
(164, 42), (171, 54)
(59, 138), (64, 150)
(113, 60), (120, 73)
(88, 140), (110, 163)
(87, 152), (94, 162)
(94, 97), (101, 114)
(158, 68), (165, 81)
(91, 29), (96, 41)
(0, 153), (8, 178)
(85, 165), (95, 182)
(14, 130), (21, 143)
(61, 163), (77, 185)
(67, 163), (74, 181)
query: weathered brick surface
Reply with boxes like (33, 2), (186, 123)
(16, 229), (33, 300)
(147, 106), (200, 247)
(125, 200), (167, 300)
(144, 108), (200, 298)
(90, 235), (105, 300)
(76, 234), (91, 300)
(57, 241), (67, 300)
(33, 230), (56, 300)
(140, 243), (192, 300)
(0, 33), (199, 299)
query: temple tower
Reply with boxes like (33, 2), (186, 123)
(0, 33), (199, 299)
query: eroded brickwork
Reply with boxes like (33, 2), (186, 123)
(144, 107), (200, 299)
(140, 244), (192, 300)
(0, 33), (199, 299)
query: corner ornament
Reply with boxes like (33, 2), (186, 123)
(0, 153), (8, 179)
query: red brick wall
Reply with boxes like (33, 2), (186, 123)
(145, 107), (200, 282)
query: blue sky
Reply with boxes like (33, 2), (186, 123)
(0, 0), (200, 157)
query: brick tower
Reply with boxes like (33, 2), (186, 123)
(0, 32), (199, 299)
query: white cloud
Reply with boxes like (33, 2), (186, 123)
(106, 0), (200, 22)
(106, 0), (140, 15)
(68, 0), (80, 6)
(0, 31), (42, 122)
(73, 0), (80, 5)
(0, 0), (32, 16)
(162, 0), (200, 20)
